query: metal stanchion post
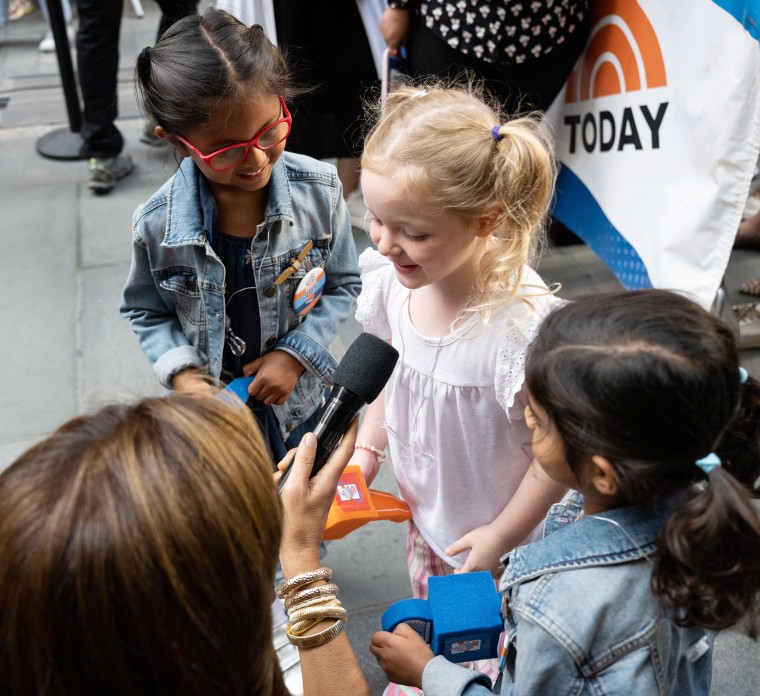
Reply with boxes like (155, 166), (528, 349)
(35, 0), (86, 160)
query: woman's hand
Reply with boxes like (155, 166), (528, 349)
(370, 623), (434, 688)
(446, 523), (506, 575)
(277, 418), (358, 577)
(380, 7), (410, 54)
(243, 350), (304, 406)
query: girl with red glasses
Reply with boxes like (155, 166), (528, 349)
(123, 7), (361, 466)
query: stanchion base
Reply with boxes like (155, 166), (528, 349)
(36, 128), (86, 160)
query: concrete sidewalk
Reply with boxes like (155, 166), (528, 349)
(1, 3), (759, 694)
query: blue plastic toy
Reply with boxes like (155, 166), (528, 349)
(216, 376), (254, 408)
(381, 571), (503, 663)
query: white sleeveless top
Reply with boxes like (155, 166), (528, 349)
(356, 248), (561, 567)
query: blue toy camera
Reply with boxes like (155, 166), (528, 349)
(381, 571), (503, 663)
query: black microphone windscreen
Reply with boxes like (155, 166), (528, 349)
(332, 333), (399, 403)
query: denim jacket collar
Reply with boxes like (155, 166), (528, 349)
(162, 157), (296, 248)
(501, 501), (670, 591)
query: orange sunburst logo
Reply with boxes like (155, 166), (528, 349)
(565, 0), (667, 103)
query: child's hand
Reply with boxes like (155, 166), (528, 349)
(446, 523), (506, 575)
(369, 623), (434, 688)
(171, 368), (217, 396)
(348, 447), (382, 486)
(243, 351), (305, 405)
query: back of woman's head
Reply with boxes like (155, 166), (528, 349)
(525, 290), (760, 634)
(361, 80), (557, 311)
(0, 395), (286, 696)
(136, 7), (294, 135)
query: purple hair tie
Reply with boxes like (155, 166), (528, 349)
(491, 125), (504, 142)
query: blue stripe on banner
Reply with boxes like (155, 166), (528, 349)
(711, 0), (760, 39)
(552, 165), (653, 290)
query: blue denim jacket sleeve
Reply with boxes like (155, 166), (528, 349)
(120, 204), (209, 388)
(422, 656), (494, 695)
(274, 180), (361, 381)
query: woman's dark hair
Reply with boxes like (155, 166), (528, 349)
(0, 395), (287, 695)
(135, 7), (297, 135)
(525, 289), (760, 635)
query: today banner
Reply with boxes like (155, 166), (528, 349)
(547, 0), (760, 308)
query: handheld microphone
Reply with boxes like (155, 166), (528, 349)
(278, 332), (399, 491)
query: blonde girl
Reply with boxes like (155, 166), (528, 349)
(350, 82), (566, 633)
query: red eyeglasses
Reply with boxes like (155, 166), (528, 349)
(175, 97), (292, 172)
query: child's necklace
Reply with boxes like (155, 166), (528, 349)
(398, 291), (476, 441)
(397, 292), (445, 442)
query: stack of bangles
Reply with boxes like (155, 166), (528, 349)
(275, 567), (346, 648)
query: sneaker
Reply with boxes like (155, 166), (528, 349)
(273, 623), (304, 696)
(733, 302), (760, 350)
(39, 24), (75, 52)
(88, 153), (134, 194)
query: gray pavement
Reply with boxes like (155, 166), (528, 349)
(1, 3), (759, 694)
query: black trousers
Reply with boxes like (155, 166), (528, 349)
(76, 0), (123, 158)
(272, 0), (377, 159)
(154, 0), (199, 41)
(75, 1), (199, 158)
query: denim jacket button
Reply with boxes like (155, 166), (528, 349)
(264, 286), (276, 297)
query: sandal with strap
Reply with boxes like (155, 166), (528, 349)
(733, 302), (760, 350)
(740, 277), (760, 297)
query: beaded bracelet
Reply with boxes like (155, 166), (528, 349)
(355, 441), (387, 464)
(286, 619), (346, 649)
(276, 567), (332, 599)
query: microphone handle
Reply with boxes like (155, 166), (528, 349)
(278, 385), (364, 492)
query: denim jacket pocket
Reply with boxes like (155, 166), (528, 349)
(158, 268), (203, 325)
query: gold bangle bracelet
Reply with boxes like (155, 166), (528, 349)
(287, 594), (339, 614)
(276, 567), (332, 599)
(284, 583), (339, 611)
(287, 596), (340, 616)
(288, 610), (347, 636)
(287, 619), (346, 648)
(288, 617), (325, 636)
(288, 604), (347, 626)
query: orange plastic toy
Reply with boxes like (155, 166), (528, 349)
(323, 465), (411, 540)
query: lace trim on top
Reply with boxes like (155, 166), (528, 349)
(495, 276), (564, 416)
(356, 248), (393, 340)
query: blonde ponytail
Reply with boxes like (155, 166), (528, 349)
(362, 79), (557, 319)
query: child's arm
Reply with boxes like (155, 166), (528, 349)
(371, 624), (494, 695)
(447, 460), (567, 574)
(347, 388), (388, 486)
(120, 234), (209, 389)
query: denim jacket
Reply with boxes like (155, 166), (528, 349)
(120, 153), (361, 437)
(422, 500), (714, 696)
